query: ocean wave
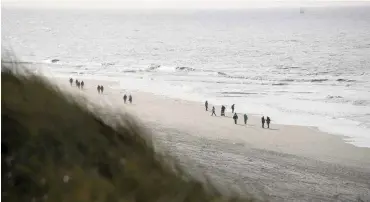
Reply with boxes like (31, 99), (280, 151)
(217, 71), (227, 76)
(336, 78), (356, 82)
(272, 83), (289, 86)
(220, 95), (245, 98)
(41, 59), (60, 64)
(275, 91), (313, 94)
(101, 62), (116, 67)
(147, 64), (161, 71)
(176, 66), (196, 71)
(123, 70), (138, 73)
(352, 100), (370, 106)
(226, 75), (249, 79)
(326, 95), (344, 99)
(280, 79), (295, 82)
(277, 66), (300, 70)
(220, 92), (260, 95)
(214, 71), (248, 80)
(324, 96), (370, 107)
(308, 79), (328, 82)
(307, 71), (331, 75)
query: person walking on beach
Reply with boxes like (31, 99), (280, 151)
(123, 94), (127, 103)
(69, 78), (73, 86)
(220, 105), (225, 116)
(129, 95), (132, 104)
(81, 81), (84, 89)
(244, 114), (248, 125)
(101, 85), (104, 94)
(205, 101), (208, 111)
(211, 106), (216, 116)
(233, 113), (238, 124)
(75, 79), (79, 86)
(261, 116), (265, 128)
(231, 104), (235, 113)
(77, 81), (81, 89)
(266, 116), (271, 128)
(97, 85), (101, 94)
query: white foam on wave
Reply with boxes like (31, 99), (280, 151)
(156, 65), (177, 73)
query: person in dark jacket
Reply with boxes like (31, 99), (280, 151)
(261, 116), (265, 128)
(233, 113), (238, 124)
(129, 95), (132, 104)
(211, 106), (216, 116)
(97, 85), (101, 94)
(76, 81), (80, 89)
(69, 78), (73, 86)
(101, 85), (104, 94)
(244, 114), (248, 125)
(266, 116), (271, 128)
(221, 105), (225, 116)
(205, 101), (208, 111)
(231, 104), (235, 113)
(75, 79), (79, 86)
(123, 94), (127, 103)
(81, 81), (84, 89)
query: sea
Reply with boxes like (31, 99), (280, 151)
(2, 6), (370, 147)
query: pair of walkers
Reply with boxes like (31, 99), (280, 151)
(123, 94), (133, 104)
(232, 113), (249, 125)
(210, 105), (228, 117)
(97, 85), (104, 94)
(261, 116), (271, 128)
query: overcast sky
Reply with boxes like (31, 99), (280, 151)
(2, 0), (370, 9)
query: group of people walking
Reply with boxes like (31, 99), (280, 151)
(68, 79), (135, 104)
(205, 101), (271, 128)
(123, 94), (133, 104)
(69, 78), (84, 89)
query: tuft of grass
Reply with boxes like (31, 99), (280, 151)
(1, 60), (254, 202)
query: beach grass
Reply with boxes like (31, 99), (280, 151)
(1, 60), (254, 202)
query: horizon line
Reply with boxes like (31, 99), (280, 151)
(3, 0), (370, 10)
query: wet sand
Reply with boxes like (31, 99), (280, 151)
(54, 77), (370, 201)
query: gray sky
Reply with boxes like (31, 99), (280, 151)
(2, 0), (370, 9)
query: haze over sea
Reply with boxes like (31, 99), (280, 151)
(2, 6), (370, 147)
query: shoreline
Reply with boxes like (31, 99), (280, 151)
(50, 76), (370, 168)
(52, 74), (370, 149)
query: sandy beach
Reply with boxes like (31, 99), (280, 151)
(52, 76), (370, 201)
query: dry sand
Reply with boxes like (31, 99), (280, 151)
(53, 77), (370, 201)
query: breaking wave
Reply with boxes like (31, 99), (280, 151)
(176, 66), (196, 71)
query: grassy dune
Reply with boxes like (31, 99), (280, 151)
(1, 60), (254, 202)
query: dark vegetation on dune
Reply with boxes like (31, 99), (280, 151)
(1, 60), (254, 202)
